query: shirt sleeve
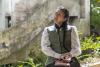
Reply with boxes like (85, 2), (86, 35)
(41, 27), (62, 59)
(70, 26), (81, 57)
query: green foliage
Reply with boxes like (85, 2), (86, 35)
(0, 58), (44, 67)
(17, 58), (43, 67)
(81, 36), (100, 51)
(28, 43), (47, 66)
(95, 48), (100, 56)
(91, 0), (100, 29)
(91, 0), (100, 7)
(91, 8), (100, 29)
(78, 36), (100, 61)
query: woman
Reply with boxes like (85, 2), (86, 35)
(41, 6), (81, 67)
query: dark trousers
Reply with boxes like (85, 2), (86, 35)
(45, 57), (80, 67)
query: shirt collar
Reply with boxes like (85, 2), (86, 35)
(55, 22), (67, 29)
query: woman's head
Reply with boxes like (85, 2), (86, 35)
(54, 6), (69, 26)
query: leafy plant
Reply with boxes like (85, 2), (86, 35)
(91, 0), (100, 32)
(78, 36), (100, 60)
(18, 58), (43, 67)
(81, 36), (100, 51)
(95, 48), (100, 56)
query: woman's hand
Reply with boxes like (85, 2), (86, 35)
(60, 53), (72, 62)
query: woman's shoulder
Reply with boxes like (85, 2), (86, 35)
(44, 25), (55, 31)
(44, 25), (77, 31)
(67, 25), (77, 30)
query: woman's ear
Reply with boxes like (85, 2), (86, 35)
(64, 18), (67, 21)
(64, 18), (69, 22)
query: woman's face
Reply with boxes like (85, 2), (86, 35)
(54, 10), (65, 25)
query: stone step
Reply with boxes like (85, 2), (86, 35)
(90, 62), (100, 67)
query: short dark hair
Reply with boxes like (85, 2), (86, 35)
(60, 9), (69, 19)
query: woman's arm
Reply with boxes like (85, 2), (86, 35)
(70, 26), (81, 57)
(41, 27), (62, 59)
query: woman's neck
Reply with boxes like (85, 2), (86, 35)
(55, 22), (67, 29)
(56, 23), (62, 27)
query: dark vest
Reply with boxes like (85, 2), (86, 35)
(45, 25), (72, 65)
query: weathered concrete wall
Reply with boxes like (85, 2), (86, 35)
(0, 21), (48, 64)
(12, 0), (90, 36)
(12, 0), (80, 24)
(73, 0), (90, 37)
(0, 0), (20, 31)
